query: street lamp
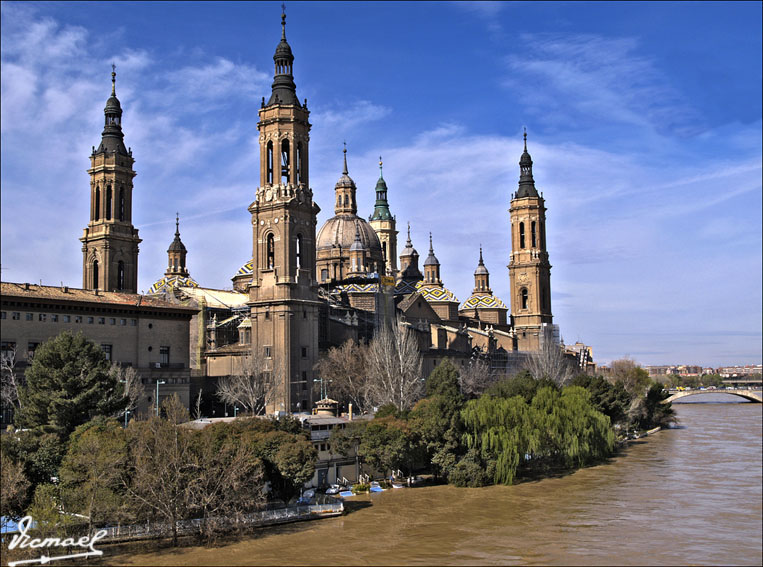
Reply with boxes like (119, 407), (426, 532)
(234, 405), (239, 418)
(124, 409), (130, 428)
(155, 380), (166, 416)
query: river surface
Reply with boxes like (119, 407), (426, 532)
(115, 395), (762, 566)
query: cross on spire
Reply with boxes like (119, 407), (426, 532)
(111, 63), (116, 96)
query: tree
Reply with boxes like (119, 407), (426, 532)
(1, 343), (21, 410)
(486, 370), (558, 403)
(59, 417), (128, 535)
(313, 339), (369, 413)
(124, 396), (194, 545)
(366, 321), (424, 413)
(216, 354), (284, 415)
(609, 358), (650, 396)
(458, 358), (497, 397)
(425, 359), (463, 404)
(357, 417), (422, 478)
(570, 374), (630, 427)
(109, 364), (142, 419)
(522, 329), (574, 386)
(15, 332), (128, 440)
(0, 452), (30, 520)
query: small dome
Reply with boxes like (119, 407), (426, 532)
(147, 274), (199, 295)
(105, 95), (122, 112)
(168, 237), (186, 253)
(275, 39), (293, 59)
(461, 294), (507, 310)
(316, 215), (382, 254)
(415, 281), (460, 304)
(236, 259), (254, 276)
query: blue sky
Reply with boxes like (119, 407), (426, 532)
(1, 1), (761, 367)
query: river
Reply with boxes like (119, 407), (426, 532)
(114, 395), (762, 566)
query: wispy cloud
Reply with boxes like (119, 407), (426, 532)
(505, 33), (705, 137)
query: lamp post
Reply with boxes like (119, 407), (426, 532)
(316, 377), (333, 400)
(124, 409), (130, 428)
(234, 405), (239, 418)
(155, 380), (166, 416)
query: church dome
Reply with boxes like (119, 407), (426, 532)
(147, 274), (199, 295)
(317, 215), (382, 254)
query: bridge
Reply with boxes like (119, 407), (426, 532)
(665, 388), (762, 403)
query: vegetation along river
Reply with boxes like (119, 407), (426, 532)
(115, 395), (762, 566)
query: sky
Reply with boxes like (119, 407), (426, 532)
(1, 1), (761, 368)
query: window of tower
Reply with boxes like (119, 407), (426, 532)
(119, 187), (125, 221)
(519, 222), (525, 249)
(117, 261), (125, 290)
(106, 185), (112, 221)
(94, 186), (100, 221)
(382, 241), (387, 262)
(266, 234), (275, 270)
(296, 142), (303, 184)
(541, 286), (547, 309)
(296, 234), (303, 270)
(267, 141), (274, 184)
(521, 288), (528, 310)
(531, 221), (537, 248)
(93, 260), (99, 289)
(281, 139), (290, 184)
(321, 268), (328, 282)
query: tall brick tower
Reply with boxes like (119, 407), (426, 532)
(247, 11), (321, 413)
(80, 66), (141, 293)
(508, 131), (552, 350)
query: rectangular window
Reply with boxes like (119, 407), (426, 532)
(87, 317), (94, 324)
(38, 314), (46, 322)
(63, 315), (71, 323)
(130, 319), (137, 326)
(1, 341), (16, 362)
(302, 371), (307, 390)
(27, 342), (40, 360)
(98, 317), (105, 325)
(160, 346), (170, 365)
(0, 312), (6, 320)
(264, 346), (272, 358)
(120, 318), (127, 326)
(264, 311), (271, 320)
(109, 318), (116, 325)
(301, 347), (308, 358)
(51, 314), (58, 322)
(12, 312), (20, 320)
(25, 313), (33, 321)
(101, 344), (112, 361)
(75, 315), (82, 324)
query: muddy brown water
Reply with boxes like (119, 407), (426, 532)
(111, 395), (762, 565)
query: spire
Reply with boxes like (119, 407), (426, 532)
(96, 65), (128, 156)
(334, 144), (357, 215)
(475, 245), (489, 275)
(168, 213), (186, 253)
(268, 7), (299, 106)
(516, 128), (539, 199)
(166, 213), (188, 278)
(371, 155), (393, 221)
(350, 223), (365, 251)
(423, 232), (439, 266)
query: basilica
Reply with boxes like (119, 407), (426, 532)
(78, 13), (573, 415)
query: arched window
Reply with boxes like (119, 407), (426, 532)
(296, 142), (303, 184)
(521, 288), (528, 310)
(281, 139), (290, 184)
(94, 186), (100, 221)
(267, 141), (274, 184)
(296, 234), (303, 269)
(119, 187), (125, 221)
(531, 221), (537, 248)
(382, 241), (387, 263)
(93, 260), (99, 289)
(266, 234), (275, 269)
(519, 222), (525, 249)
(117, 261), (125, 290)
(106, 185), (112, 221)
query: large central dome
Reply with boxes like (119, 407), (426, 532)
(316, 149), (384, 283)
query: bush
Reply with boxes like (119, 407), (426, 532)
(351, 483), (370, 493)
(448, 450), (490, 488)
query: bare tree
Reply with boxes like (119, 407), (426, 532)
(609, 357), (650, 395)
(459, 358), (498, 397)
(522, 328), (574, 386)
(314, 339), (369, 413)
(366, 321), (424, 413)
(1, 344), (21, 409)
(109, 364), (142, 418)
(217, 355), (284, 415)
(192, 388), (203, 420)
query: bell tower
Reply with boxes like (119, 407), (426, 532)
(80, 66), (141, 293)
(369, 157), (398, 277)
(508, 131), (552, 350)
(247, 10), (321, 413)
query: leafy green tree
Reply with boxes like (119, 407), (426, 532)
(485, 370), (558, 403)
(425, 359), (463, 405)
(358, 417), (422, 478)
(570, 374), (630, 426)
(274, 439), (317, 500)
(448, 448), (491, 488)
(59, 417), (128, 535)
(15, 332), (128, 440)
